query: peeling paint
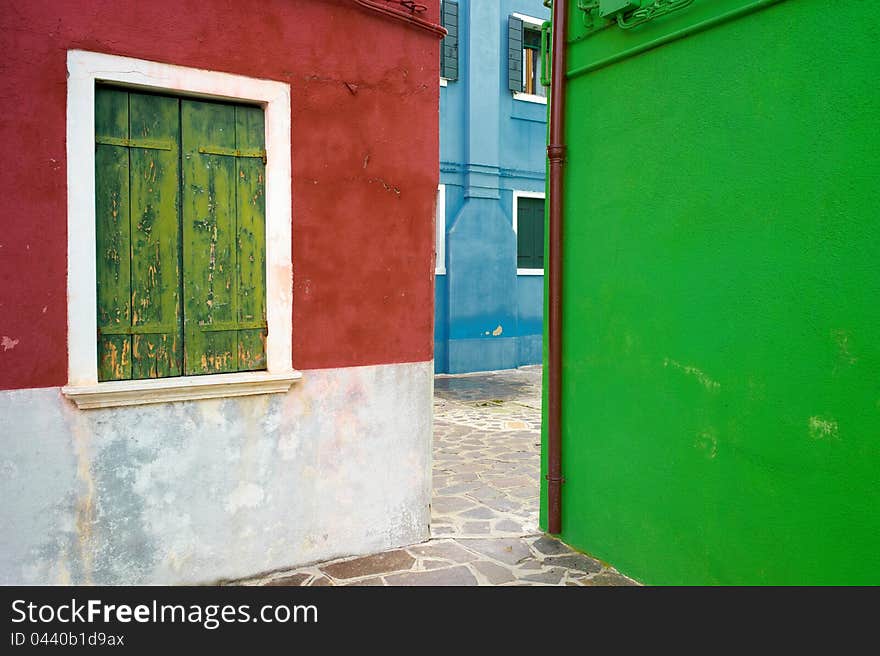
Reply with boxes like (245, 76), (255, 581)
(663, 358), (720, 392)
(808, 416), (839, 440)
(368, 177), (401, 196)
(492, 325), (503, 336)
(695, 430), (718, 459)
(1, 336), (19, 351)
(833, 329), (858, 367)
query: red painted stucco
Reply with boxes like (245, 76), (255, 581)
(0, 0), (439, 390)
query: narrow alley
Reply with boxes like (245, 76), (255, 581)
(240, 367), (636, 586)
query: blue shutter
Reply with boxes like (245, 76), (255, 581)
(441, 1), (459, 81)
(508, 15), (524, 93)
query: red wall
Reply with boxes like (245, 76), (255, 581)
(0, 0), (439, 390)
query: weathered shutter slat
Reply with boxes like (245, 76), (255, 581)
(234, 105), (267, 372)
(517, 199), (533, 268)
(534, 198), (545, 269)
(95, 87), (132, 381)
(508, 15), (524, 93)
(441, 1), (459, 81)
(128, 93), (182, 379)
(182, 99), (239, 375)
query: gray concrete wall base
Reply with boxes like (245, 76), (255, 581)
(0, 361), (433, 585)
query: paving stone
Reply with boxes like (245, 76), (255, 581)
(309, 576), (333, 586)
(544, 554), (603, 574)
(460, 506), (496, 520)
(385, 565), (478, 586)
(481, 497), (521, 513)
(532, 535), (572, 556)
(421, 560), (450, 570)
(264, 573), (310, 586)
(516, 558), (544, 570)
(439, 482), (480, 495)
(473, 561), (516, 585)
(468, 490), (506, 503)
(458, 538), (532, 565)
(461, 521), (490, 534)
(581, 572), (639, 586)
(320, 550), (415, 580)
(431, 496), (475, 513)
(407, 541), (479, 563)
(521, 567), (566, 584)
(494, 519), (522, 532)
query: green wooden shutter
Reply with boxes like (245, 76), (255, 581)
(508, 15), (524, 93)
(517, 197), (545, 270)
(95, 88), (182, 381)
(441, 1), (459, 81)
(181, 100), (267, 375)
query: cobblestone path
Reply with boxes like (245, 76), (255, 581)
(240, 367), (637, 586)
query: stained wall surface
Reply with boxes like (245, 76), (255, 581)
(0, 363), (433, 584)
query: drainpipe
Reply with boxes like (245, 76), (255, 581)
(353, 0), (448, 38)
(546, 0), (567, 535)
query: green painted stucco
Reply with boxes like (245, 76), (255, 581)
(541, 0), (880, 584)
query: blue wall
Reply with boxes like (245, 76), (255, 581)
(435, 0), (549, 374)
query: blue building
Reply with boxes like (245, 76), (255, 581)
(435, 0), (550, 374)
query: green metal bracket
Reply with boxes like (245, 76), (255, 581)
(197, 146), (267, 164)
(197, 320), (267, 332)
(540, 20), (552, 88)
(98, 324), (178, 336)
(615, 0), (694, 29)
(600, 0), (640, 17)
(576, 0), (694, 34)
(95, 136), (174, 151)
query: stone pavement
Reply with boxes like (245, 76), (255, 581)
(238, 366), (637, 586)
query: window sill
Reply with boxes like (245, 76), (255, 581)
(517, 268), (544, 276)
(513, 92), (547, 105)
(62, 370), (303, 410)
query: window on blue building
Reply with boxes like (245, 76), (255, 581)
(522, 26), (545, 97)
(515, 194), (545, 273)
(509, 14), (547, 99)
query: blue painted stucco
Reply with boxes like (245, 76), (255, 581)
(435, 0), (549, 374)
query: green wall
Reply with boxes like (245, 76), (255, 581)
(541, 0), (880, 584)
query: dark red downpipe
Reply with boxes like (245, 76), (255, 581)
(547, 0), (567, 535)
(353, 0), (447, 38)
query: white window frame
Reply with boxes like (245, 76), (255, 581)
(435, 184), (447, 275)
(62, 50), (300, 409)
(512, 13), (548, 105)
(513, 190), (546, 276)
(440, 77), (448, 87)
